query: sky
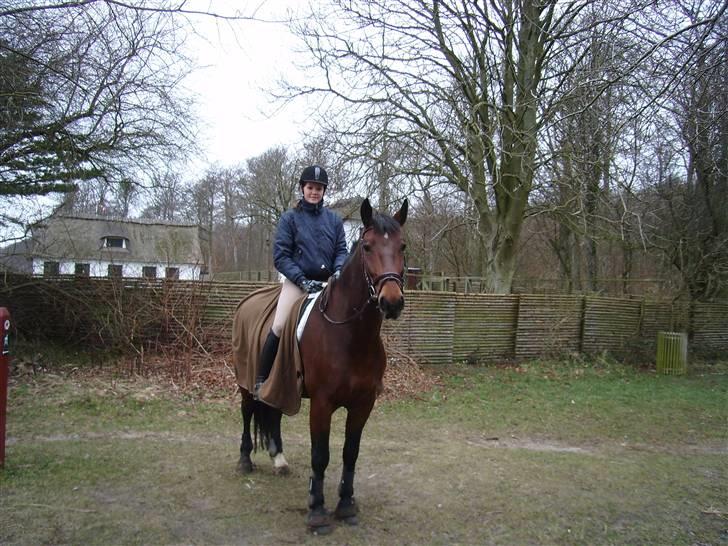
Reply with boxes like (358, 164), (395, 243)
(184, 1), (308, 175)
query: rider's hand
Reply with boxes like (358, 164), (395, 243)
(298, 278), (325, 293)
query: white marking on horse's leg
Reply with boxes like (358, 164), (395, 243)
(273, 453), (288, 469)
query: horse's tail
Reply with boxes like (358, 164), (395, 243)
(252, 400), (281, 455)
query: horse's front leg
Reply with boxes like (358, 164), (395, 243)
(307, 398), (333, 534)
(335, 399), (374, 525)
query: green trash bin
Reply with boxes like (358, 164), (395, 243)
(656, 331), (688, 375)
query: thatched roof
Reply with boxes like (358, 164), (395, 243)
(328, 196), (364, 222)
(0, 239), (34, 273)
(31, 214), (206, 265)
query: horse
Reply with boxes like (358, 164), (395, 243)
(235, 197), (408, 534)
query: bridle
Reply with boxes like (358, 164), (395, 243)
(319, 227), (405, 325)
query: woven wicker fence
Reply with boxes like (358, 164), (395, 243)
(1, 275), (726, 364)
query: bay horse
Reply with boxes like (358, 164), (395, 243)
(236, 197), (408, 534)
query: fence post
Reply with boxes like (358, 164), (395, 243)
(0, 307), (10, 468)
(578, 295), (587, 354)
(637, 297), (646, 342)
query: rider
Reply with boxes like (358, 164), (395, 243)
(254, 164), (349, 398)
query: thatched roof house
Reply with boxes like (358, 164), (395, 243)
(5, 214), (209, 280)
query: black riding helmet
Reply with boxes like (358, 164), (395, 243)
(299, 165), (328, 187)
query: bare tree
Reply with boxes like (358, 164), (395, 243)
(534, 15), (634, 293)
(525, 0), (728, 297)
(643, 3), (728, 299)
(0, 3), (199, 197)
(284, 0), (637, 292)
(282, 0), (728, 293)
(239, 147), (298, 226)
(320, 111), (418, 210)
(185, 171), (219, 274)
(217, 166), (245, 272)
(139, 171), (188, 222)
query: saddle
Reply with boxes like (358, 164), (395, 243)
(231, 284), (321, 416)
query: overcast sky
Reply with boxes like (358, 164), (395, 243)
(184, 1), (308, 175)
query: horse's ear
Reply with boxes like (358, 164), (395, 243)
(394, 198), (408, 226)
(361, 198), (373, 228)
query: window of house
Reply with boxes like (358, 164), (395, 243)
(43, 261), (60, 276)
(102, 236), (128, 249)
(108, 264), (123, 278)
(142, 266), (157, 279)
(74, 263), (90, 277)
(165, 267), (179, 280)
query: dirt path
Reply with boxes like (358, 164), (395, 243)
(8, 429), (726, 456)
(6, 424), (726, 545)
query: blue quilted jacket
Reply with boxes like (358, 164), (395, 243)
(273, 199), (348, 284)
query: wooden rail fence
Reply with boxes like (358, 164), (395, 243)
(1, 276), (726, 364)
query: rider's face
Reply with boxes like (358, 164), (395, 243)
(302, 182), (325, 204)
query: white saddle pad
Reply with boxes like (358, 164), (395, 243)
(297, 289), (324, 342)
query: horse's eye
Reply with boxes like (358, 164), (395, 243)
(362, 242), (372, 253)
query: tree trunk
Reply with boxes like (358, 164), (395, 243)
(621, 224), (633, 296)
(552, 221), (575, 294)
(475, 175), (531, 293)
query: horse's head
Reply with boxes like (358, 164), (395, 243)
(359, 197), (408, 319)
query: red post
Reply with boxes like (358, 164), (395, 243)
(0, 307), (10, 468)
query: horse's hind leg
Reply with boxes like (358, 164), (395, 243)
(335, 401), (374, 525)
(237, 391), (254, 474)
(267, 407), (289, 475)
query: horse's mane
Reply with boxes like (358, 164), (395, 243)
(370, 211), (401, 235)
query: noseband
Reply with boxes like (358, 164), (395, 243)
(319, 229), (404, 325)
(365, 269), (404, 302)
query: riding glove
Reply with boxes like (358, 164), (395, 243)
(298, 278), (325, 293)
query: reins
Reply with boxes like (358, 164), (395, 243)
(318, 229), (404, 325)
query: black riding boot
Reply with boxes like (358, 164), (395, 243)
(254, 330), (280, 400)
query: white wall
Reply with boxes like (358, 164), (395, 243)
(32, 258), (202, 280)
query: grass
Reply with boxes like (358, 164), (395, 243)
(1, 350), (726, 545)
(386, 357), (727, 447)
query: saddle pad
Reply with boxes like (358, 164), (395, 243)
(296, 290), (323, 342)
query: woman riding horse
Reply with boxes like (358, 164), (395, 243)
(254, 165), (348, 398)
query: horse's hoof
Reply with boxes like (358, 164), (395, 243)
(272, 453), (289, 476)
(310, 524), (334, 536)
(334, 498), (358, 525)
(307, 507), (332, 533)
(338, 514), (358, 526)
(236, 458), (253, 474)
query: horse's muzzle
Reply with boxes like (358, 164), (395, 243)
(379, 294), (404, 319)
